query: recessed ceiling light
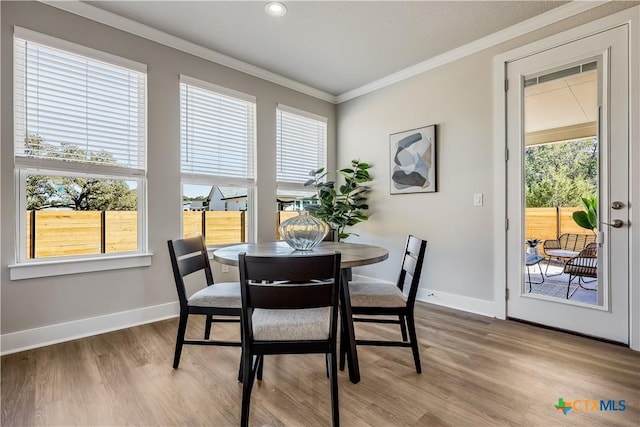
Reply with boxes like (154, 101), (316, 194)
(265, 2), (287, 17)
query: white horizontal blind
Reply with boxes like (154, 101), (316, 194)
(180, 81), (256, 182)
(14, 37), (146, 173)
(276, 105), (327, 188)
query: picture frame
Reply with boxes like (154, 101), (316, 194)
(389, 124), (437, 194)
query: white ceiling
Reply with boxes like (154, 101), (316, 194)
(83, 0), (569, 97)
(525, 70), (597, 134)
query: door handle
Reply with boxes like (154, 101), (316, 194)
(601, 219), (624, 228)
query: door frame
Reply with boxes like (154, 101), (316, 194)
(492, 6), (640, 350)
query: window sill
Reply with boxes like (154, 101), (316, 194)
(8, 253), (153, 281)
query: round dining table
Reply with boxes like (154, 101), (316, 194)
(213, 241), (389, 384)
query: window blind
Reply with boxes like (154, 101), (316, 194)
(276, 106), (327, 188)
(180, 82), (256, 183)
(14, 36), (146, 173)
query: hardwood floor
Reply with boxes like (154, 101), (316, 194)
(2, 303), (639, 426)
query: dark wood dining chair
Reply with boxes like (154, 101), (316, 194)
(342, 235), (427, 374)
(167, 235), (241, 370)
(238, 252), (342, 427)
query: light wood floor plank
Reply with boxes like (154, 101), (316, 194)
(2, 303), (639, 426)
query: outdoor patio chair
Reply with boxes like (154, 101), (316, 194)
(562, 242), (598, 299)
(543, 233), (596, 276)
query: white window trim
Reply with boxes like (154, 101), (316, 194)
(9, 253), (153, 281)
(276, 103), (328, 124)
(12, 29), (149, 275)
(14, 26), (147, 73)
(180, 75), (256, 104)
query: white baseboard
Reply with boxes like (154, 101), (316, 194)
(415, 288), (495, 317)
(0, 301), (179, 356)
(353, 274), (495, 318)
(1, 278), (496, 355)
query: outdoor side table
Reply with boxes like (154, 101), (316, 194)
(525, 254), (545, 292)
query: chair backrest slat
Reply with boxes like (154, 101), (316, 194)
(402, 253), (418, 276)
(170, 236), (206, 257)
(168, 236), (214, 307)
(241, 254), (338, 283)
(397, 235), (427, 304)
(406, 236), (423, 256)
(247, 282), (335, 309)
(177, 252), (208, 278)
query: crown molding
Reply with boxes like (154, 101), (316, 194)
(38, 0), (337, 104)
(38, 1), (608, 105)
(336, 0), (610, 103)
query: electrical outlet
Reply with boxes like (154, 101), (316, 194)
(221, 264), (230, 273)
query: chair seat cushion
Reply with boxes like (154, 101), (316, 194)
(546, 249), (579, 258)
(188, 282), (241, 308)
(349, 281), (407, 308)
(252, 307), (330, 341)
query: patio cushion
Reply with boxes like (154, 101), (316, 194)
(545, 249), (579, 258)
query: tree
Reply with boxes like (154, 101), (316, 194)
(25, 134), (137, 211)
(525, 138), (597, 207)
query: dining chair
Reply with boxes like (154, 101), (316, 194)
(238, 252), (342, 427)
(342, 235), (427, 374)
(167, 235), (241, 371)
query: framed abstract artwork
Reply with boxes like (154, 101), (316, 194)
(389, 125), (437, 194)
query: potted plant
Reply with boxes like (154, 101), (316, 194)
(525, 238), (541, 256)
(304, 159), (373, 241)
(572, 196), (598, 234)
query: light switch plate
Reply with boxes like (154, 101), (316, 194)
(473, 193), (484, 206)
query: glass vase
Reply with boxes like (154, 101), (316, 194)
(279, 210), (329, 250)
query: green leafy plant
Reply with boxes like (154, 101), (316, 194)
(572, 196), (598, 233)
(304, 160), (373, 241)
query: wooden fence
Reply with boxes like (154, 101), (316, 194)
(26, 210), (247, 259)
(183, 211), (246, 245)
(26, 211), (137, 259)
(525, 207), (589, 246)
(26, 208), (578, 258)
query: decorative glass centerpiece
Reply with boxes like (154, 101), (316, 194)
(279, 210), (328, 250)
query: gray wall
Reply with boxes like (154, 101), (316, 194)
(1, 0), (636, 344)
(0, 2), (336, 335)
(339, 2), (636, 303)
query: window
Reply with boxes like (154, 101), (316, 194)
(180, 76), (256, 245)
(12, 28), (148, 277)
(276, 105), (327, 231)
